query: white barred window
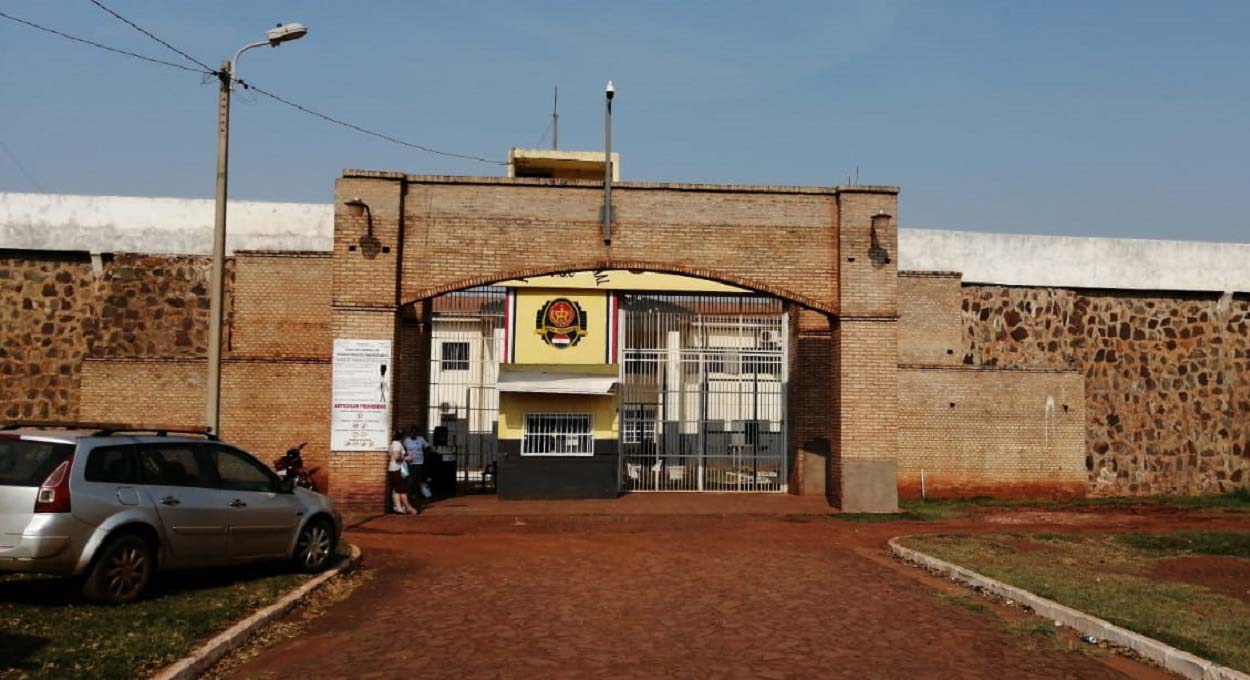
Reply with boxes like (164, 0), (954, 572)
(622, 405), (657, 444)
(522, 414), (593, 456)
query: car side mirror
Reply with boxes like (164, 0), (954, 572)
(277, 478), (296, 494)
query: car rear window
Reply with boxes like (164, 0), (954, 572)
(0, 439), (75, 487)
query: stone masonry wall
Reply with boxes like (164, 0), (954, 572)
(962, 286), (1250, 495)
(2, 253), (96, 420)
(1, 252), (230, 421)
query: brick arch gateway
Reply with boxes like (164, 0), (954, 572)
(329, 170), (901, 512)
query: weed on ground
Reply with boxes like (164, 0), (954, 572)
(904, 531), (1250, 673)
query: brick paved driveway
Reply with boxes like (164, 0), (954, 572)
(228, 510), (1191, 679)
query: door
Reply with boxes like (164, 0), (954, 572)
(134, 443), (229, 565)
(202, 444), (301, 560)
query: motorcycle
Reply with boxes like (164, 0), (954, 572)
(273, 442), (320, 492)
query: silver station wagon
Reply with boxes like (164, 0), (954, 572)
(0, 424), (341, 604)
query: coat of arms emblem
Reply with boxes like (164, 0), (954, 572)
(535, 298), (588, 348)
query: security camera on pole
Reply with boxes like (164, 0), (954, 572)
(205, 22), (307, 434)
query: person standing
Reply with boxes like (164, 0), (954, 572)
(388, 434), (418, 515)
(402, 426), (431, 511)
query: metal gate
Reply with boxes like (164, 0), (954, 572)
(428, 288), (504, 489)
(619, 294), (788, 492)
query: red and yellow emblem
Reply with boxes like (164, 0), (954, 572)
(535, 298), (587, 348)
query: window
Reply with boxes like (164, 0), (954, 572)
(85, 446), (140, 484)
(206, 445), (277, 493)
(522, 414), (593, 456)
(622, 405), (657, 445)
(136, 445), (209, 487)
(741, 353), (782, 375)
(0, 440), (73, 487)
(441, 341), (470, 371)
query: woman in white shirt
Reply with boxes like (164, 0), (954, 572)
(388, 436), (418, 514)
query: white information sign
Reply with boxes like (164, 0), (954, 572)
(331, 339), (393, 451)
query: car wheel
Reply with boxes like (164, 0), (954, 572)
(293, 518), (335, 573)
(82, 534), (153, 604)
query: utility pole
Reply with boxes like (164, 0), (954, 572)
(552, 86), (559, 151)
(204, 23), (307, 434)
(205, 59), (231, 434)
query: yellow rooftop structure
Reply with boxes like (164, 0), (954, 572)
(507, 148), (621, 181)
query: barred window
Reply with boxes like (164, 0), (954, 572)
(522, 414), (593, 456)
(622, 405), (657, 444)
(440, 341), (470, 371)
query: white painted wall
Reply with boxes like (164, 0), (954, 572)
(3, 191), (1247, 293)
(0, 191), (331, 254)
(898, 228), (1250, 294)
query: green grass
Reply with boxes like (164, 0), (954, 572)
(897, 489), (1250, 520)
(1116, 531), (1250, 558)
(932, 591), (989, 614)
(904, 532), (1250, 673)
(0, 544), (349, 679)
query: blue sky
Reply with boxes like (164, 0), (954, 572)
(2, 1), (1248, 241)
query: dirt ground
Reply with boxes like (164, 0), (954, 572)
(225, 501), (1250, 680)
(1152, 556), (1250, 604)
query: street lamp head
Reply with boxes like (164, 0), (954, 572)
(266, 22), (308, 46)
(605, 80), (615, 100)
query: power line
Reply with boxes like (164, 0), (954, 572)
(0, 9), (504, 165)
(240, 80), (507, 165)
(0, 140), (47, 192)
(86, 0), (216, 73)
(0, 9), (212, 74)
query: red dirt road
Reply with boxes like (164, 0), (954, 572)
(227, 504), (1250, 679)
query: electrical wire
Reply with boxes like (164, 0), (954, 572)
(0, 9), (213, 74)
(0, 140), (47, 192)
(86, 0), (216, 73)
(536, 119), (553, 148)
(239, 80), (507, 165)
(0, 9), (505, 165)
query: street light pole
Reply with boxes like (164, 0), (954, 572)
(205, 23), (307, 435)
(205, 59), (231, 434)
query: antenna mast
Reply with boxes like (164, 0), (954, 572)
(552, 86), (559, 150)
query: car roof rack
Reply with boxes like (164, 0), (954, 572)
(0, 421), (219, 441)
(94, 426), (220, 441)
(1, 420), (131, 431)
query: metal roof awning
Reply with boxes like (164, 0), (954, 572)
(497, 369), (618, 395)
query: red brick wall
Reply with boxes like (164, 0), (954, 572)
(897, 365), (1087, 498)
(899, 272), (963, 365)
(230, 253), (331, 359)
(220, 359), (331, 489)
(378, 176), (841, 311)
(80, 358), (206, 425)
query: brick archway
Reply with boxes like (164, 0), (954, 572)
(405, 260), (835, 314)
(330, 170), (902, 512)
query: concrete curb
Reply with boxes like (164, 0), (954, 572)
(151, 543), (363, 680)
(888, 538), (1249, 680)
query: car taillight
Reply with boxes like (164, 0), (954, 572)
(34, 456), (73, 513)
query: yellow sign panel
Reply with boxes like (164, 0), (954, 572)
(510, 289), (615, 365)
(498, 270), (748, 293)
